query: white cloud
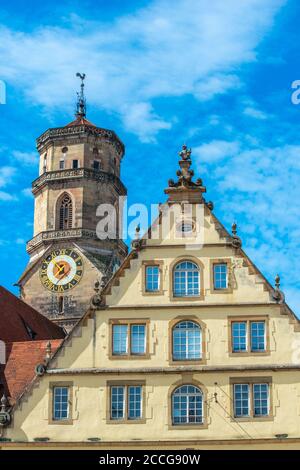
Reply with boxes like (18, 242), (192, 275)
(193, 140), (240, 163)
(15, 238), (25, 244)
(22, 187), (33, 197)
(0, 166), (16, 188)
(0, 190), (17, 201)
(12, 151), (38, 165)
(243, 106), (268, 120)
(0, 0), (286, 141)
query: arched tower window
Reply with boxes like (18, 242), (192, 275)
(58, 193), (73, 230)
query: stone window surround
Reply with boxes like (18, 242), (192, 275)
(48, 381), (73, 425)
(169, 256), (205, 302)
(168, 316), (207, 365)
(106, 380), (146, 424)
(109, 318), (150, 360)
(142, 260), (164, 296)
(228, 316), (270, 357)
(210, 258), (233, 294)
(229, 376), (273, 422)
(168, 378), (209, 430)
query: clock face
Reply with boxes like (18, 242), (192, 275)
(40, 248), (83, 292)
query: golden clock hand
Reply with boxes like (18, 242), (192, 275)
(55, 266), (71, 284)
(53, 261), (64, 274)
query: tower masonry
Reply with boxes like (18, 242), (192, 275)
(17, 75), (127, 330)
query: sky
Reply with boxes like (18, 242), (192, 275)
(0, 0), (300, 313)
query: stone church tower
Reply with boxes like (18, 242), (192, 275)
(17, 75), (127, 331)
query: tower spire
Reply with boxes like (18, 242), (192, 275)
(75, 72), (86, 118)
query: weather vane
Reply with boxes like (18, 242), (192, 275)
(75, 72), (86, 118)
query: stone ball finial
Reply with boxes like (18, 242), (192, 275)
(0, 394), (7, 411)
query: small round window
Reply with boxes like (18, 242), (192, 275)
(179, 221), (194, 234)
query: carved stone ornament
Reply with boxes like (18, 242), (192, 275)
(231, 222), (242, 249)
(0, 395), (10, 427)
(35, 363), (46, 376)
(90, 280), (105, 308)
(167, 145), (206, 191)
(272, 274), (285, 304)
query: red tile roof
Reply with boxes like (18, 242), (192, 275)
(2, 339), (63, 402)
(0, 285), (65, 342)
(65, 116), (97, 127)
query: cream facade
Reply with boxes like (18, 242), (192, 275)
(1, 145), (300, 449)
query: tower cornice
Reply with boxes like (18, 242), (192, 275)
(31, 167), (127, 196)
(36, 124), (125, 158)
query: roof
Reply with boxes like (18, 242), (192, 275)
(65, 116), (97, 127)
(1, 339), (63, 402)
(0, 285), (65, 342)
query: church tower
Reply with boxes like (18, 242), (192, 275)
(17, 74), (127, 331)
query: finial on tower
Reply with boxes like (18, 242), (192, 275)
(76, 72), (86, 118)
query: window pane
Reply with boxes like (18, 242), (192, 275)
(173, 321), (201, 361)
(172, 385), (203, 425)
(234, 384), (249, 417)
(128, 386), (142, 420)
(59, 160), (65, 170)
(251, 322), (266, 352)
(145, 266), (160, 292)
(53, 386), (69, 421)
(174, 262), (200, 297)
(111, 386), (125, 420)
(232, 322), (247, 352)
(112, 325), (128, 355)
(131, 324), (146, 355)
(213, 263), (227, 289)
(72, 160), (78, 169)
(253, 383), (269, 416)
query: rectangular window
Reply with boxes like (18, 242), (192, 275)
(213, 263), (228, 289)
(112, 324), (128, 355)
(233, 384), (250, 417)
(72, 159), (79, 169)
(53, 386), (69, 421)
(130, 324), (146, 355)
(93, 160), (100, 170)
(59, 160), (65, 170)
(111, 386), (125, 420)
(232, 322), (247, 352)
(233, 382), (270, 419)
(145, 265), (160, 292)
(253, 383), (269, 416)
(110, 385), (143, 421)
(128, 386), (142, 419)
(111, 321), (148, 357)
(230, 319), (267, 354)
(251, 322), (266, 352)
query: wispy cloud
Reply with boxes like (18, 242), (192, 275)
(0, 0), (286, 141)
(0, 166), (16, 188)
(12, 151), (38, 166)
(0, 190), (17, 201)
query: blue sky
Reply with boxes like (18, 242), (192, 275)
(0, 0), (300, 313)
